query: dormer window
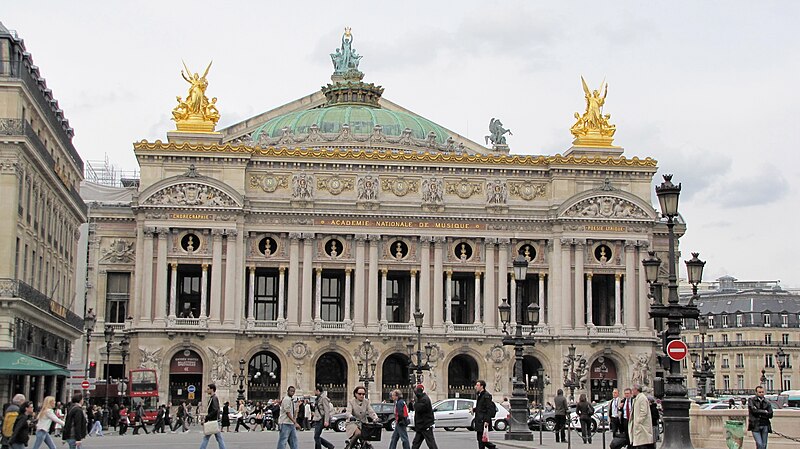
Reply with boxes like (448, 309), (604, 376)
(764, 313), (772, 327)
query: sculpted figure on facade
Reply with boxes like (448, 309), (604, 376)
(485, 118), (512, 146)
(209, 347), (234, 388)
(421, 177), (443, 205)
(139, 347), (161, 371)
(356, 175), (379, 201)
(291, 173), (314, 200)
(570, 76), (616, 142)
(101, 238), (135, 263)
(630, 353), (651, 386)
(331, 27), (362, 75)
(172, 61), (220, 132)
(144, 183), (237, 208)
(564, 196), (648, 219)
(486, 179), (508, 205)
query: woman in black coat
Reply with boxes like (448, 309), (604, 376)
(575, 394), (594, 444)
(221, 402), (231, 432)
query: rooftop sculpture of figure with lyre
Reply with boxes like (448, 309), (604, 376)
(330, 27), (363, 80)
(171, 61), (220, 133)
(570, 76), (616, 147)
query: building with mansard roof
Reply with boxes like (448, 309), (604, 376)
(79, 30), (680, 408)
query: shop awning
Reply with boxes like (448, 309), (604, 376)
(0, 351), (69, 376)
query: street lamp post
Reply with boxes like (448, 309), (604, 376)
(83, 309), (96, 401)
(760, 369), (767, 387)
(357, 339), (377, 399)
(119, 334), (130, 407)
(563, 344), (580, 404)
(776, 347), (786, 391)
(408, 309), (432, 385)
(644, 174), (704, 449)
(498, 254), (539, 441)
(103, 325), (115, 428)
(691, 316), (715, 402)
(233, 358), (246, 402)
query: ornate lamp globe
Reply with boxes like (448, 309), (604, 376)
(512, 254), (529, 281)
(498, 298), (511, 327)
(642, 251), (662, 284)
(527, 302), (540, 326)
(413, 309), (424, 328)
(655, 174), (681, 218)
(685, 252), (706, 286)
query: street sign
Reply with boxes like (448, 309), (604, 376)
(187, 385), (196, 394)
(666, 339), (689, 361)
(81, 380), (90, 390)
(188, 392), (195, 400)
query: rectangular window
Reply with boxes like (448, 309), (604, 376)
(253, 270), (279, 321)
(22, 244), (28, 283)
(785, 354), (792, 369)
(765, 375), (774, 391)
(784, 377), (792, 391)
(708, 316), (714, 328)
(708, 335), (714, 343)
(106, 272), (130, 323)
(14, 238), (20, 280)
(737, 375), (745, 389)
(736, 314), (743, 327)
(722, 334), (729, 343)
(765, 334), (772, 344)
(722, 315), (728, 328)
(320, 272), (344, 322)
(736, 333), (743, 342)
(176, 266), (202, 317)
(721, 356), (730, 369)
(765, 354), (774, 368)
(782, 314), (788, 327)
(735, 354), (744, 368)
(723, 375), (730, 391)
(451, 273), (475, 325)
(764, 313), (771, 327)
(783, 334), (790, 345)
(385, 273), (410, 323)
(694, 335), (700, 344)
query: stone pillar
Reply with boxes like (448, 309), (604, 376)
(354, 235), (367, 327)
(277, 266), (286, 322)
(445, 269), (453, 324)
(210, 230), (223, 323)
(368, 236), (380, 327)
(409, 269), (417, 323)
(561, 239), (572, 330)
(637, 243), (651, 332)
(49, 376), (57, 397)
(248, 266), (256, 320)
(232, 229), (244, 327)
(301, 234), (314, 328)
(287, 233), (301, 326)
(550, 239), (562, 333)
(169, 262), (178, 318)
(586, 273), (593, 326)
(315, 267), (323, 321)
(380, 268), (388, 324)
(155, 228), (169, 321)
(624, 242), (637, 330)
(510, 273), (517, 327)
(419, 237), (431, 326)
(140, 228), (154, 324)
(344, 268), (352, 323)
(615, 273), (623, 326)
(23, 375), (30, 400)
(538, 273), (546, 326)
(474, 271), (482, 324)
(433, 237), (445, 328)
(484, 239), (496, 330)
(200, 263), (208, 318)
(37, 375), (44, 405)
(574, 241), (585, 329)
(497, 239), (509, 313)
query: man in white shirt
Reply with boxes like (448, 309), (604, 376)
(276, 386), (301, 449)
(608, 389), (621, 435)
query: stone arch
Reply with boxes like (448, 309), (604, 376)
(137, 173), (244, 209)
(446, 353), (481, 400)
(380, 352), (411, 401)
(586, 350), (628, 402)
(557, 189), (657, 221)
(165, 346), (207, 407)
(314, 351), (349, 407)
(247, 350), (282, 402)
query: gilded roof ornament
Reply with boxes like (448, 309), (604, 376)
(570, 76), (616, 147)
(171, 61), (220, 133)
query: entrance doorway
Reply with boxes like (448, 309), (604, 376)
(315, 353), (347, 407)
(448, 354), (479, 399)
(381, 353), (411, 400)
(169, 349), (203, 406)
(589, 356), (618, 402)
(522, 355), (545, 405)
(248, 351), (281, 402)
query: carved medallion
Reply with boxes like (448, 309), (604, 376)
(509, 181), (547, 201)
(101, 238), (135, 263)
(250, 174), (288, 193)
(381, 177), (419, 197)
(446, 178), (482, 199)
(317, 175), (353, 195)
(287, 342), (311, 361)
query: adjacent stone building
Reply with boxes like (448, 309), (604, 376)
(0, 22), (86, 404)
(82, 30), (676, 407)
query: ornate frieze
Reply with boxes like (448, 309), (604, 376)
(100, 238), (135, 264)
(356, 175), (379, 201)
(421, 177), (444, 211)
(445, 178), (482, 199)
(563, 196), (649, 219)
(291, 173), (314, 200)
(143, 183), (237, 207)
(509, 181), (547, 200)
(381, 176), (418, 197)
(485, 179), (508, 205)
(249, 173), (289, 193)
(317, 175), (354, 195)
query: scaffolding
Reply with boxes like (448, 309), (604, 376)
(84, 154), (139, 187)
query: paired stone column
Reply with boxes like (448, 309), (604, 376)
(287, 233), (301, 326)
(510, 272), (517, 327)
(624, 242), (637, 329)
(484, 239), (496, 330)
(155, 228), (169, 321)
(224, 229), (240, 326)
(445, 269), (453, 324)
(586, 273), (594, 326)
(200, 264), (209, 318)
(574, 241), (585, 329)
(409, 269), (417, 323)
(550, 238), (562, 333)
(301, 234), (314, 328)
(419, 237), (431, 327)
(637, 242), (651, 332)
(354, 235), (367, 327)
(140, 228), (155, 324)
(474, 271), (482, 324)
(210, 230), (223, 323)
(614, 273), (623, 326)
(367, 236), (380, 327)
(343, 268), (352, 323)
(538, 273), (546, 326)
(277, 267), (286, 322)
(247, 266), (256, 321)
(168, 262), (178, 318)
(315, 267), (323, 322)
(560, 239), (572, 330)
(497, 239), (509, 315)
(380, 268), (388, 324)
(433, 237), (445, 327)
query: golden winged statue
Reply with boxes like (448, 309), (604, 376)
(570, 76), (616, 146)
(172, 61), (220, 132)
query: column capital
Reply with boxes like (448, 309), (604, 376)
(157, 227), (170, 237)
(574, 239), (586, 248)
(381, 267), (389, 275)
(410, 269), (417, 276)
(560, 238), (573, 246)
(484, 238), (498, 245)
(474, 271), (482, 278)
(170, 262), (178, 269)
(315, 267), (323, 275)
(615, 273), (623, 280)
(446, 269), (453, 277)
(367, 234), (382, 241)
(226, 229), (238, 237)
(288, 232), (302, 240)
(433, 236), (447, 246)
(144, 226), (156, 237)
(211, 229), (225, 237)
(636, 240), (650, 249)
(302, 232), (316, 240)
(279, 266), (286, 273)
(586, 272), (593, 279)
(497, 238), (511, 247)
(624, 240), (637, 250)
(354, 234), (368, 242)
(418, 235), (434, 244)
(249, 266), (257, 274)
(345, 267), (352, 275)
(202, 263), (209, 271)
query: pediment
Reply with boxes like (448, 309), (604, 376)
(138, 173), (243, 209)
(559, 193), (655, 220)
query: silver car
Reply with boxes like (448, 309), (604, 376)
(408, 398), (510, 431)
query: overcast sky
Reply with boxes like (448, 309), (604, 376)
(5, 1), (799, 286)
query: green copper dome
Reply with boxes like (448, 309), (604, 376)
(251, 105), (451, 145)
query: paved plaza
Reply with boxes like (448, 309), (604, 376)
(75, 426), (611, 449)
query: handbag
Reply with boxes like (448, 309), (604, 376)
(203, 420), (220, 436)
(482, 426), (490, 442)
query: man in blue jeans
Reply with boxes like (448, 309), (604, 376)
(312, 385), (335, 449)
(389, 389), (410, 449)
(747, 385), (773, 449)
(277, 386), (301, 449)
(61, 394), (87, 449)
(199, 383), (226, 449)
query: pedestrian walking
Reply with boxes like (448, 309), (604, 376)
(553, 389), (568, 443)
(500, 397), (511, 412)
(276, 386), (301, 449)
(165, 402), (173, 431)
(575, 394), (593, 444)
(133, 400), (149, 434)
(88, 406), (103, 436)
(172, 401), (189, 433)
(152, 404), (166, 433)
(627, 384), (653, 449)
(296, 399), (306, 432)
(388, 389), (410, 449)
(220, 402), (230, 432)
(312, 385), (335, 449)
(303, 400), (312, 431)
(410, 385), (438, 449)
(61, 394), (87, 449)
(53, 402), (64, 438)
(608, 389), (621, 435)
(8, 401), (33, 449)
(472, 380), (497, 449)
(31, 396), (64, 449)
(198, 384), (226, 449)
(234, 400), (250, 432)
(118, 406), (129, 435)
(747, 385), (773, 449)
(648, 396), (660, 444)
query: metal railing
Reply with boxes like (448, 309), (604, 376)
(0, 278), (83, 330)
(688, 340), (800, 349)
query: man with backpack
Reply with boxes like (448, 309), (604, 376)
(473, 380), (497, 449)
(388, 389), (410, 449)
(410, 385), (438, 449)
(1, 394), (26, 449)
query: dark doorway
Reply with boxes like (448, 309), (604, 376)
(248, 351), (281, 401)
(589, 357), (618, 402)
(591, 274), (616, 326)
(522, 356), (545, 404)
(448, 354), (479, 399)
(315, 353), (347, 407)
(169, 350), (203, 406)
(381, 353), (411, 401)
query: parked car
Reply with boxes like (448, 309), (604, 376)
(408, 398), (510, 431)
(528, 402), (610, 433)
(330, 402), (397, 432)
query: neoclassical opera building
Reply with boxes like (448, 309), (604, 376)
(82, 30), (674, 407)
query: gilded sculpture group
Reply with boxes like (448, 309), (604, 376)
(172, 61), (220, 131)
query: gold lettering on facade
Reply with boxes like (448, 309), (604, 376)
(584, 225), (627, 232)
(169, 213), (214, 220)
(316, 219), (483, 230)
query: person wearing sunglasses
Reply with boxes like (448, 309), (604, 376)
(344, 386), (378, 449)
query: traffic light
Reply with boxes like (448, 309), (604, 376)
(89, 361), (97, 378)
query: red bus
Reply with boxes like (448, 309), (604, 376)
(129, 369), (160, 424)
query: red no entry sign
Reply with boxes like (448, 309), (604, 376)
(81, 380), (90, 390)
(666, 340), (689, 361)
